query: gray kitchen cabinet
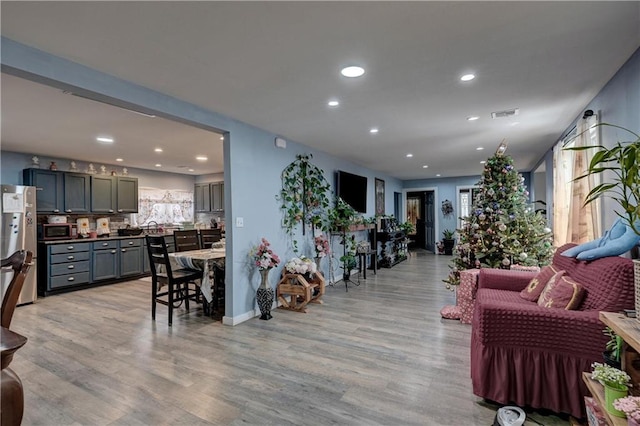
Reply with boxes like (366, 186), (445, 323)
(91, 175), (117, 213)
(45, 242), (91, 292)
(210, 182), (224, 212)
(23, 169), (64, 213)
(63, 172), (91, 213)
(91, 240), (118, 281)
(194, 183), (211, 212)
(116, 177), (138, 213)
(119, 238), (143, 277)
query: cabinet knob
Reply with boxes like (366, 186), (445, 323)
(66, 209), (72, 213)
(128, 241), (134, 245)
(109, 209), (114, 213)
(102, 243), (108, 246)
(118, 209), (123, 213)
(67, 246), (74, 250)
(67, 276), (75, 281)
(67, 255), (74, 260)
(53, 209), (60, 213)
(111, 250), (116, 254)
(68, 265), (74, 269)
(122, 249), (126, 252)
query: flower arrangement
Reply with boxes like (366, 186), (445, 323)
(252, 238), (280, 270)
(314, 234), (330, 258)
(613, 396), (640, 421)
(284, 256), (317, 275)
(591, 362), (631, 389)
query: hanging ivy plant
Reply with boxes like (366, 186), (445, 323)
(279, 154), (332, 243)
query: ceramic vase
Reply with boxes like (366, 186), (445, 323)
(604, 382), (628, 417)
(256, 268), (274, 320)
(314, 256), (323, 275)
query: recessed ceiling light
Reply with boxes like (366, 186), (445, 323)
(370, 128), (379, 134)
(467, 116), (479, 121)
(328, 100), (340, 107)
(436, 174), (441, 177)
(155, 163), (162, 167)
(116, 158), (123, 162)
(96, 136), (114, 143)
(460, 74), (475, 81)
(422, 165), (429, 169)
(195, 156), (208, 161)
(154, 148), (163, 153)
(480, 160), (486, 164)
(406, 153), (413, 158)
(188, 168), (195, 172)
(476, 147), (484, 151)
(341, 66), (365, 78)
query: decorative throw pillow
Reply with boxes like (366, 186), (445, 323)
(537, 275), (585, 310)
(519, 265), (562, 302)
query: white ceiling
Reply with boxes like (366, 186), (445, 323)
(1, 2), (639, 180)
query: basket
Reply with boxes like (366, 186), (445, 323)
(634, 259), (640, 322)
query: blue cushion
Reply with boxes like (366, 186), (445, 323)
(560, 219), (640, 261)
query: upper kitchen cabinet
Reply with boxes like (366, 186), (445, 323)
(91, 176), (138, 213)
(63, 173), (91, 213)
(211, 182), (224, 212)
(116, 177), (138, 213)
(194, 183), (211, 212)
(23, 169), (63, 213)
(91, 176), (117, 213)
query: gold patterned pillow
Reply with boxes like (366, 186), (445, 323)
(537, 275), (585, 310)
(519, 265), (562, 302)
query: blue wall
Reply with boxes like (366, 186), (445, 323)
(538, 47), (640, 232)
(1, 37), (402, 324)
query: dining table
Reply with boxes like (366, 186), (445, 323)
(168, 248), (225, 303)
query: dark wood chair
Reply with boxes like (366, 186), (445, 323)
(211, 263), (225, 316)
(200, 229), (222, 249)
(1, 250), (33, 426)
(1, 250), (34, 329)
(145, 236), (202, 326)
(173, 230), (201, 252)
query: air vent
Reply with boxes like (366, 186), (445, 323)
(491, 108), (520, 119)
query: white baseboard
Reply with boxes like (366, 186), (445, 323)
(222, 300), (283, 326)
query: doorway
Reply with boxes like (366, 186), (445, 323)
(406, 190), (436, 252)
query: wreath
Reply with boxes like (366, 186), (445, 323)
(441, 199), (454, 218)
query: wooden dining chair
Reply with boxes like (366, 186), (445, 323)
(211, 263), (225, 316)
(173, 230), (201, 252)
(199, 229), (223, 249)
(1, 250), (34, 329)
(145, 236), (202, 326)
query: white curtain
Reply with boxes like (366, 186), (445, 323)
(553, 115), (601, 246)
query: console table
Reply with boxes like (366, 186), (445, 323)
(376, 231), (407, 268)
(581, 312), (640, 426)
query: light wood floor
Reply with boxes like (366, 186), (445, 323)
(10, 251), (569, 425)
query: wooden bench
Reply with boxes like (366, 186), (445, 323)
(276, 272), (325, 313)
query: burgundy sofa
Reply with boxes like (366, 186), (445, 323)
(470, 243), (635, 418)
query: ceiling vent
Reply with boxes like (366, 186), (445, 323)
(491, 108), (520, 119)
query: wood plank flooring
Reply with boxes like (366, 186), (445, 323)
(10, 251), (569, 425)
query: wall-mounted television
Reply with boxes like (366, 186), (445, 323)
(336, 170), (367, 213)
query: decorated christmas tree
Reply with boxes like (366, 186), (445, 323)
(444, 147), (553, 290)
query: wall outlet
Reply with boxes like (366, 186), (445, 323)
(236, 217), (244, 227)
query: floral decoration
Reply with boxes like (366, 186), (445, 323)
(284, 256), (317, 275)
(613, 396), (640, 421)
(314, 234), (331, 258)
(252, 238), (281, 270)
(591, 362), (631, 389)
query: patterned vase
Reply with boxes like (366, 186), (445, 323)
(256, 268), (274, 320)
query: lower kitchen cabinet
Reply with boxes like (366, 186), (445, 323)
(92, 240), (118, 281)
(41, 242), (91, 293)
(119, 238), (143, 277)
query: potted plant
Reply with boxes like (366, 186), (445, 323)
(398, 221), (416, 235)
(604, 326), (623, 369)
(442, 229), (455, 255)
(613, 396), (640, 425)
(591, 362), (631, 417)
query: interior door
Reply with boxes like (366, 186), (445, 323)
(424, 191), (435, 252)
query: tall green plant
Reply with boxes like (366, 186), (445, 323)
(279, 154), (331, 251)
(569, 124), (640, 235)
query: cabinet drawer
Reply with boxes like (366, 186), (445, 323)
(120, 238), (141, 248)
(92, 240), (118, 250)
(50, 271), (90, 289)
(50, 242), (91, 254)
(51, 260), (90, 276)
(51, 251), (90, 264)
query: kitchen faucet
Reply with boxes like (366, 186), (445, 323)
(146, 221), (159, 234)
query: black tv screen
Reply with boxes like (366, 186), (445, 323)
(336, 170), (367, 213)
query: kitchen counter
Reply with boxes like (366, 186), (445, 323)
(39, 233), (172, 245)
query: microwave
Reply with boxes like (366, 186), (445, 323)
(39, 223), (73, 240)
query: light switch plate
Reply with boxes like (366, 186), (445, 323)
(236, 217), (244, 227)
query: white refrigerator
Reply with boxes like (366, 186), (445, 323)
(1, 185), (37, 305)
